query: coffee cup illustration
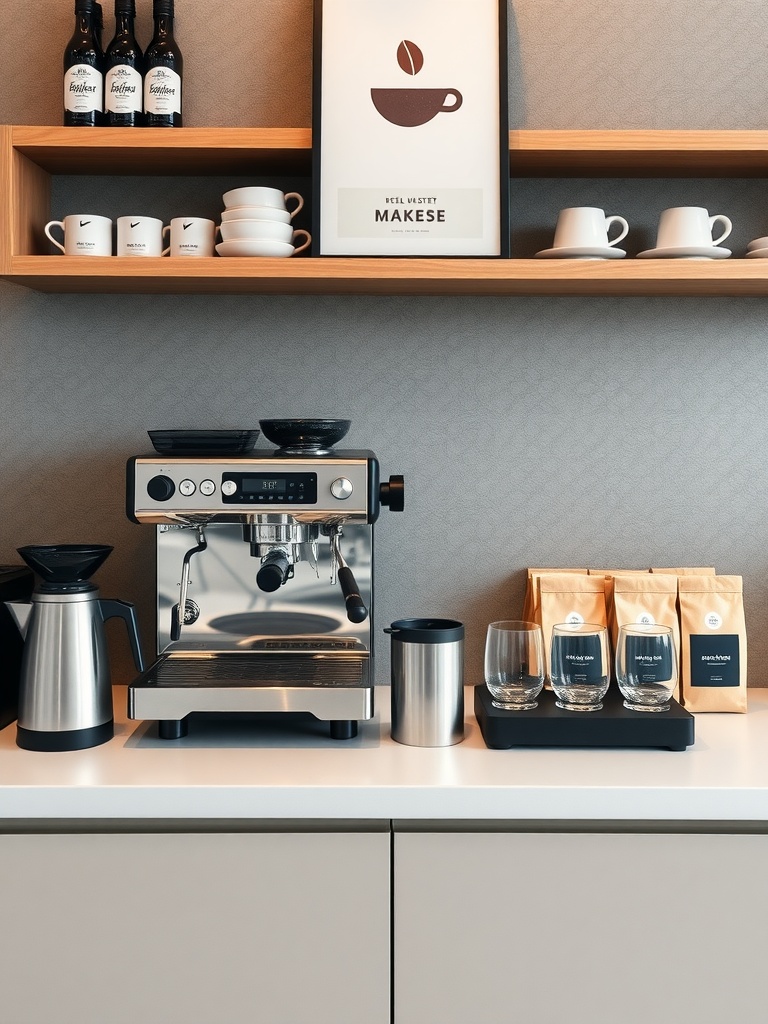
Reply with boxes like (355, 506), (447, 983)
(371, 88), (463, 127)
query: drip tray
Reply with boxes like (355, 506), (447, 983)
(474, 685), (694, 751)
(129, 651), (373, 723)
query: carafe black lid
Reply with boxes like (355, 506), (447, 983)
(385, 618), (465, 643)
(17, 545), (112, 590)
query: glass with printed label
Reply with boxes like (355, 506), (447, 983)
(550, 622), (610, 711)
(616, 623), (677, 712)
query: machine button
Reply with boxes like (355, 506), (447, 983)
(330, 477), (353, 500)
(200, 479), (216, 496)
(179, 479), (196, 496)
(221, 480), (237, 496)
(147, 475), (175, 502)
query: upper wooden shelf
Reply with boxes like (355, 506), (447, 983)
(9, 126), (768, 176)
(5, 126), (768, 295)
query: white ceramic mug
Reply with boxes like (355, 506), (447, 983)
(44, 215), (112, 256)
(552, 207), (629, 250)
(221, 186), (304, 218)
(116, 216), (164, 256)
(162, 217), (216, 257)
(655, 207), (732, 250)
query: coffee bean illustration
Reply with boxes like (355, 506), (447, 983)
(397, 39), (424, 76)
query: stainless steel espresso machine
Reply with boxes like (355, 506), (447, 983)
(126, 420), (404, 739)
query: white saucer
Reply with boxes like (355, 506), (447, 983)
(534, 245), (626, 260)
(215, 239), (295, 258)
(746, 247), (768, 259)
(636, 245), (731, 259)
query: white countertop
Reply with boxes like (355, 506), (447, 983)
(1, 686), (768, 823)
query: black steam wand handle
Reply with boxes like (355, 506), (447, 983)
(329, 527), (368, 624)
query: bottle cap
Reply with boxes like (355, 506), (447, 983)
(153, 0), (174, 14)
(115, 0), (136, 12)
(74, 0), (98, 11)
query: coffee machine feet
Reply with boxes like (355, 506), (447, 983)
(158, 719), (188, 740)
(330, 720), (358, 740)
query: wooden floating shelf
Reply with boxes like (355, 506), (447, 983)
(7, 256), (768, 297)
(4, 126), (768, 295)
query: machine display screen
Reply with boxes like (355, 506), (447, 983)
(242, 477), (287, 494)
(222, 472), (318, 505)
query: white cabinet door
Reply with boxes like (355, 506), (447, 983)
(0, 830), (390, 1024)
(395, 830), (768, 1024)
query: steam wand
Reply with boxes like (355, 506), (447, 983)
(170, 525), (208, 641)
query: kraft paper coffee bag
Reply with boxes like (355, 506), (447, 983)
(678, 575), (747, 713)
(539, 573), (607, 681)
(589, 569), (650, 655)
(522, 568), (586, 625)
(650, 567), (716, 575)
(612, 573), (681, 699)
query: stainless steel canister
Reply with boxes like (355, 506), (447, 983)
(385, 618), (465, 747)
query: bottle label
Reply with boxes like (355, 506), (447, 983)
(144, 67), (181, 115)
(64, 64), (103, 113)
(105, 65), (142, 114)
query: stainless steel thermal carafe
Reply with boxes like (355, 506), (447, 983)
(7, 545), (144, 751)
(386, 618), (465, 747)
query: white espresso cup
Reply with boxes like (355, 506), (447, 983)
(162, 217), (216, 257)
(552, 207), (629, 250)
(44, 215), (112, 256)
(221, 186), (304, 218)
(655, 207), (732, 249)
(117, 216), (164, 256)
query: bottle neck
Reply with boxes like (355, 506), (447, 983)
(115, 12), (135, 34)
(76, 11), (96, 37)
(153, 13), (174, 37)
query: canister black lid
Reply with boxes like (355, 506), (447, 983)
(384, 618), (464, 643)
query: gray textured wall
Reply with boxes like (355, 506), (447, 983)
(1, 0), (767, 686)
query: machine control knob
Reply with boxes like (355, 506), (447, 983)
(221, 480), (237, 496)
(200, 479), (216, 496)
(379, 475), (405, 512)
(147, 475), (175, 502)
(330, 477), (353, 500)
(179, 479), (196, 497)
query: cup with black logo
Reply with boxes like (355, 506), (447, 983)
(163, 217), (216, 257)
(550, 622), (610, 712)
(616, 623), (677, 712)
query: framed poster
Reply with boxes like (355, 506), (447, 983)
(312, 0), (509, 257)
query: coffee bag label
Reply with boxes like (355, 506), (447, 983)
(144, 68), (181, 115)
(64, 65), (103, 113)
(690, 634), (740, 687)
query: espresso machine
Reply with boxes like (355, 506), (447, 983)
(126, 420), (404, 739)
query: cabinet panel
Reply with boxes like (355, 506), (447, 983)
(0, 831), (390, 1024)
(395, 831), (768, 1024)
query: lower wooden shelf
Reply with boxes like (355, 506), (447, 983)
(3, 256), (768, 296)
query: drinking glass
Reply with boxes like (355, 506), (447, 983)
(550, 622), (610, 712)
(484, 620), (545, 710)
(616, 623), (677, 712)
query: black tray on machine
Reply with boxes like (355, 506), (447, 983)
(474, 684), (694, 751)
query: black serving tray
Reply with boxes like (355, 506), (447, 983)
(474, 684), (694, 751)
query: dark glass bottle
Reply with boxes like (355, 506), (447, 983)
(63, 0), (104, 127)
(105, 0), (144, 127)
(143, 0), (183, 128)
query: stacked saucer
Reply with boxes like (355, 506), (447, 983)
(746, 236), (768, 259)
(216, 186), (311, 258)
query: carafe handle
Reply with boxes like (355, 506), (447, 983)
(100, 599), (145, 673)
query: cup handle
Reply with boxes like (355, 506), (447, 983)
(441, 89), (463, 113)
(710, 214), (732, 247)
(44, 220), (66, 255)
(285, 192), (304, 220)
(605, 215), (629, 247)
(161, 224), (170, 257)
(291, 229), (311, 256)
